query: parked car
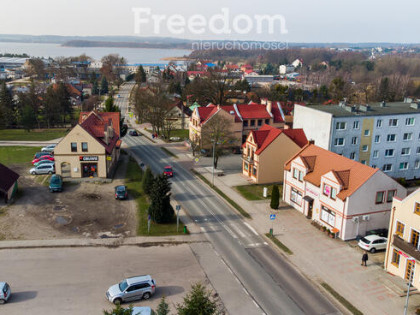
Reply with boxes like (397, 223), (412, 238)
(366, 228), (388, 238)
(32, 155), (55, 165)
(115, 185), (128, 200)
(131, 307), (152, 315)
(49, 174), (63, 192)
(358, 235), (388, 253)
(129, 130), (139, 136)
(41, 144), (57, 153)
(33, 152), (53, 159)
(163, 166), (173, 177)
(29, 164), (55, 175)
(34, 159), (55, 167)
(106, 275), (156, 305)
(0, 282), (11, 304)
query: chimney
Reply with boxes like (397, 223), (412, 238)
(266, 100), (272, 114)
(309, 139), (315, 145)
(104, 123), (109, 145)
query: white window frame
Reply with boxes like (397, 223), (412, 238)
(362, 145), (369, 152)
(364, 129), (370, 136)
(373, 150), (379, 158)
(404, 133), (413, 141)
(351, 137), (358, 145)
(387, 134), (396, 142)
(385, 149), (395, 157)
(374, 135), (380, 143)
(382, 164), (393, 172)
(350, 152), (356, 160)
(389, 119), (398, 127)
(377, 119), (382, 128)
(406, 117), (415, 126)
(401, 148), (411, 156)
(353, 121), (359, 129)
(335, 122), (346, 130)
(399, 162), (409, 170)
(334, 138), (345, 146)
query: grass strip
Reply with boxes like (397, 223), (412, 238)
(192, 169), (251, 218)
(265, 233), (293, 255)
(161, 147), (178, 159)
(0, 146), (41, 166)
(0, 128), (68, 141)
(320, 282), (363, 315)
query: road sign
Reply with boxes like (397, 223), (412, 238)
(270, 214), (276, 220)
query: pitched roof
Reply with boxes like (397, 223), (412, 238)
(0, 163), (19, 193)
(196, 106), (219, 124)
(79, 111), (120, 136)
(285, 144), (379, 200)
(282, 128), (308, 148)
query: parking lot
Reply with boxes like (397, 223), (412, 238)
(0, 244), (209, 315)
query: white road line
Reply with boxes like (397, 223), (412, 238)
(231, 223), (246, 238)
(200, 227), (206, 233)
(263, 242), (268, 245)
(243, 288), (250, 296)
(253, 301), (259, 308)
(244, 222), (259, 236)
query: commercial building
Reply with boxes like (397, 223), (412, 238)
(293, 100), (420, 179)
(283, 143), (406, 240)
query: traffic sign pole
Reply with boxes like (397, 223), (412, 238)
(269, 214), (276, 236)
(176, 205), (181, 233)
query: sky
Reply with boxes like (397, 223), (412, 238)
(1, 0), (420, 43)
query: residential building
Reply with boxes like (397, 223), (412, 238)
(165, 100), (192, 130)
(283, 143), (406, 240)
(243, 74), (274, 86)
(54, 111), (121, 179)
(293, 101), (420, 179)
(385, 188), (420, 289)
(0, 163), (19, 203)
(279, 64), (295, 74)
(242, 125), (307, 184)
(189, 102), (286, 148)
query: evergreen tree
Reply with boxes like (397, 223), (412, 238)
(92, 80), (99, 95)
(148, 174), (174, 223)
(155, 296), (170, 315)
(142, 167), (154, 196)
(270, 185), (280, 210)
(100, 76), (109, 95)
(176, 283), (218, 315)
(21, 104), (36, 132)
(135, 65), (147, 83)
(104, 96), (119, 112)
(0, 81), (13, 127)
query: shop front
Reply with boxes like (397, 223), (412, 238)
(80, 156), (99, 178)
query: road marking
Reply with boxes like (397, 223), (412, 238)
(244, 222), (259, 236)
(243, 288), (250, 296)
(231, 223), (246, 238)
(200, 227), (206, 233)
(253, 300), (259, 308)
(263, 242), (268, 245)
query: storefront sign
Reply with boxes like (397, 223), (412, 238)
(106, 156), (112, 161)
(305, 186), (319, 198)
(79, 156), (98, 162)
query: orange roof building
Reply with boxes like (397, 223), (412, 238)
(283, 143), (407, 240)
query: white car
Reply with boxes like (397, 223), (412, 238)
(0, 282), (11, 304)
(131, 307), (152, 315)
(358, 235), (388, 253)
(41, 144), (57, 153)
(29, 164), (55, 175)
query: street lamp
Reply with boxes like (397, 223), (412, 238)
(212, 139), (216, 187)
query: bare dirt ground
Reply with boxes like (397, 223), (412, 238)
(0, 155), (138, 240)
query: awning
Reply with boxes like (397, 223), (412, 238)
(116, 140), (122, 148)
(332, 228), (340, 234)
(303, 195), (314, 202)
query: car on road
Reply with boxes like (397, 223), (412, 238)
(0, 282), (11, 304)
(366, 228), (388, 238)
(129, 130), (139, 136)
(34, 152), (53, 159)
(34, 159), (55, 167)
(131, 306), (152, 315)
(30, 164), (55, 175)
(106, 275), (156, 305)
(41, 144), (57, 153)
(115, 185), (128, 200)
(163, 166), (173, 177)
(358, 235), (388, 253)
(117, 94), (121, 98)
(32, 155), (54, 165)
(49, 174), (63, 192)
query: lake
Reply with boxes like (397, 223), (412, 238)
(0, 42), (191, 64)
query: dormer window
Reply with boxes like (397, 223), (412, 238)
(323, 183), (337, 200)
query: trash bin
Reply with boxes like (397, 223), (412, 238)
(183, 226), (188, 234)
(269, 228), (273, 236)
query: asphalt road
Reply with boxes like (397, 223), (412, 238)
(120, 83), (340, 315)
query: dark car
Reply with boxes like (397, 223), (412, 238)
(49, 174), (63, 192)
(366, 228), (388, 238)
(129, 130), (139, 136)
(115, 185), (128, 200)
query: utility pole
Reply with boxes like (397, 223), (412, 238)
(212, 139), (216, 187)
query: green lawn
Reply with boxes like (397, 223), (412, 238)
(0, 128), (68, 141)
(235, 184), (283, 201)
(168, 129), (189, 140)
(0, 146), (41, 166)
(125, 157), (184, 236)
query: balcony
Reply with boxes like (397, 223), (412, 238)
(392, 235), (420, 261)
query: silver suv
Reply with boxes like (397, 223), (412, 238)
(106, 275), (156, 305)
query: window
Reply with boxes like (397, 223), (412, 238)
(371, 164), (377, 168)
(350, 152), (356, 160)
(404, 133), (413, 141)
(396, 221), (405, 237)
(416, 161), (420, 169)
(252, 166), (257, 176)
(376, 119), (382, 127)
(373, 150), (379, 158)
(351, 137), (358, 145)
(265, 119), (269, 124)
(250, 120), (255, 126)
(82, 142), (88, 152)
(387, 190), (396, 202)
(387, 134), (396, 142)
(391, 249), (400, 267)
(361, 160), (367, 165)
(298, 171), (304, 182)
(382, 164), (392, 172)
(243, 120), (248, 127)
(353, 121), (359, 129)
(374, 135), (380, 143)
(71, 142), (77, 152)
(375, 191), (385, 204)
(334, 138), (344, 146)
(362, 145), (368, 152)
(293, 168), (298, 179)
(385, 149), (395, 157)
(399, 162), (409, 170)
(417, 147), (420, 154)
(331, 188), (337, 200)
(335, 122), (346, 130)
(321, 206), (335, 226)
(323, 184), (331, 196)
(401, 148), (410, 156)
(415, 202), (420, 215)
(290, 188), (302, 205)
(389, 119), (398, 127)
(257, 119), (262, 126)
(364, 129), (370, 136)
(406, 117), (415, 126)
(411, 230), (420, 249)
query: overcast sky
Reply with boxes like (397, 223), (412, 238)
(2, 0), (419, 43)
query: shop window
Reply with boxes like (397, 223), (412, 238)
(290, 188), (302, 205)
(321, 206), (335, 226)
(396, 221), (405, 237)
(375, 191), (385, 204)
(71, 142), (77, 152)
(82, 142), (88, 152)
(391, 249), (400, 267)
